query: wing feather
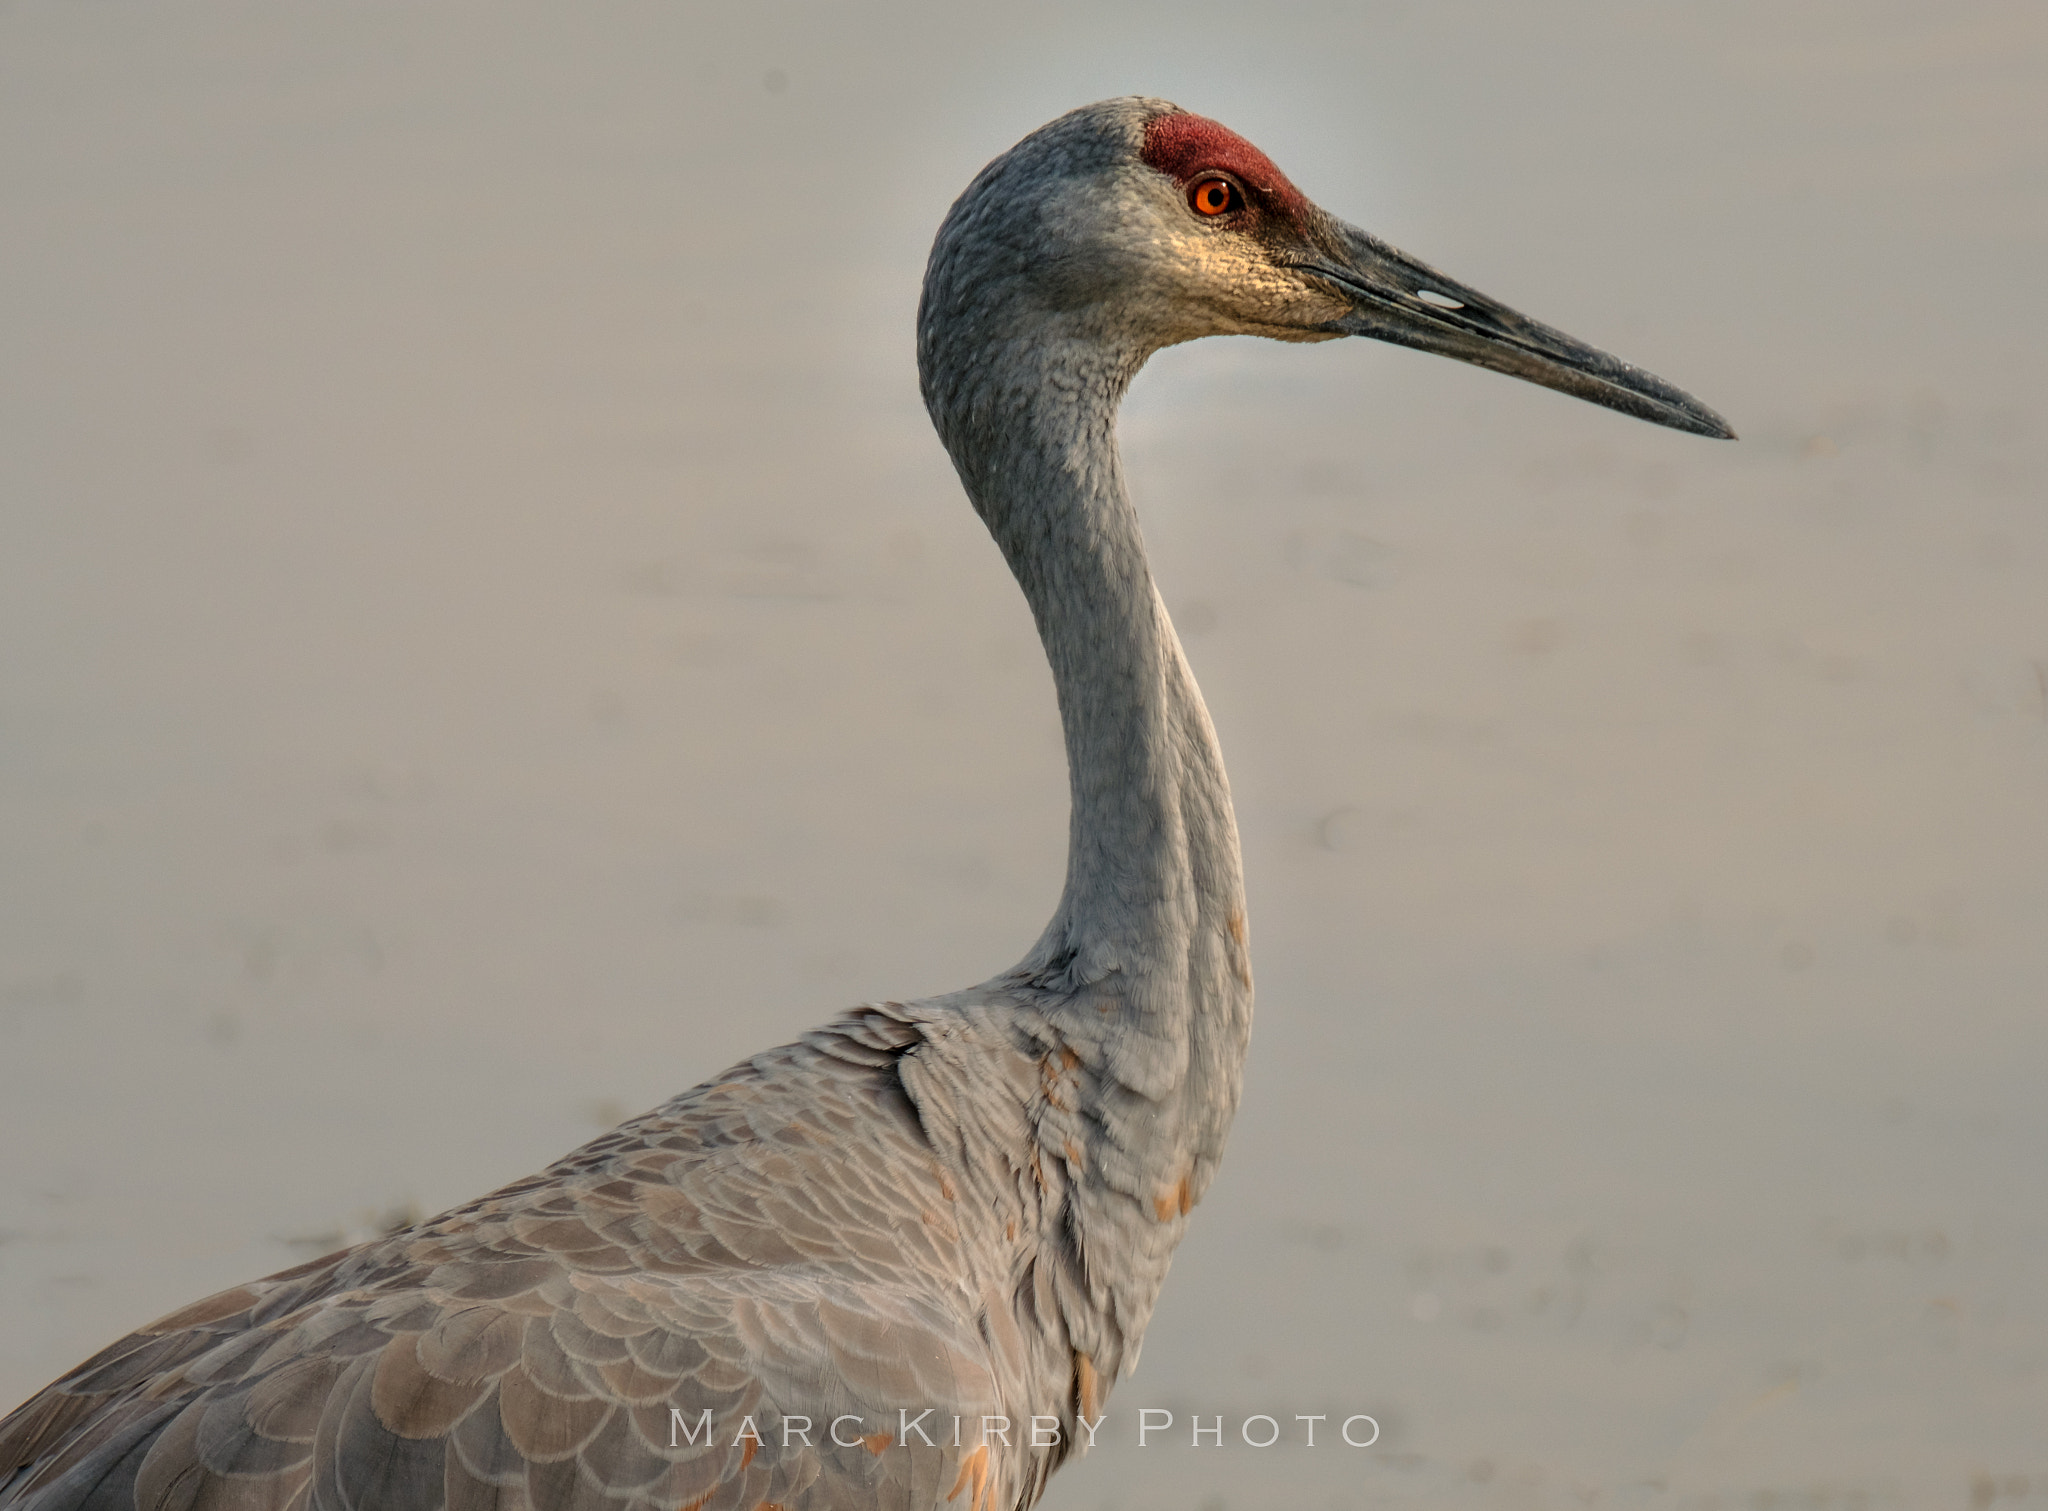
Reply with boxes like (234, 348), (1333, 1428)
(2, 1008), (1044, 1511)
(493, 1370), (608, 1465)
(321, 1355), (447, 1511)
(411, 1311), (525, 1388)
(542, 1316), (630, 1372)
(130, 1400), (208, 1511)
(242, 1359), (343, 1445)
(369, 1337), (490, 1442)
(190, 1391), (311, 1480)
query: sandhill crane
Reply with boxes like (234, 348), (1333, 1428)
(0, 98), (1728, 1511)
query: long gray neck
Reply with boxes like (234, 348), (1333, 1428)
(911, 104), (1252, 1394)
(918, 301), (1255, 1387)
(922, 324), (1252, 1095)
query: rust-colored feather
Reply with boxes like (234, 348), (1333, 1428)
(403, 1309), (517, 1388)
(4, 1008), (1042, 1511)
(543, 1315), (632, 1371)
(370, 1335), (491, 1441)
(322, 1359), (448, 1511)
(241, 1359), (343, 1447)
(586, 1357), (672, 1409)
(432, 1260), (560, 1304)
(493, 1370), (609, 1464)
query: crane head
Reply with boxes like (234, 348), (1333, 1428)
(921, 99), (1733, 440)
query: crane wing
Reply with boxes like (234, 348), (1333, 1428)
(0, 1009), (1034, 1511)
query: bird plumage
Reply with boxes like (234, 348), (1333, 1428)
(2, 96), (1726, 1511)
(1, 1007), (1076, 1511)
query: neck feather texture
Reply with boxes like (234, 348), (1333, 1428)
(922, 322), (1252, 1104)
(917, 296), (1258, 1386)
(912, 96), (1253, 1395)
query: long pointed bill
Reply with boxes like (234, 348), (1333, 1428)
(1296, 217), (1735, 439)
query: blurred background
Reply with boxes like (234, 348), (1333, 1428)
(2, 2), (2043, 1506)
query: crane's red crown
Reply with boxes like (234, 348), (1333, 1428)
(1139, 112), (1309, 220)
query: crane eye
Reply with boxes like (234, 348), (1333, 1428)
(1189, 179), (1241, 217)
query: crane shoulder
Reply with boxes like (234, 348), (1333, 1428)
(0, 1004), (1066, 1511)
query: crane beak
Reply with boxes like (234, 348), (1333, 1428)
(1294, 217), (1735, 439)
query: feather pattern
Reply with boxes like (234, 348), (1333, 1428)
(1, 999), (1154, 1511)
(2, 98), (1273, 1511)
(0, 78), (1737, 1511)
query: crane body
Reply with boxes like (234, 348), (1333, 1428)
(0, 98), (1727, 1511)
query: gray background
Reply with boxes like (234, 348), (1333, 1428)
(3, 2), (2043, 1506)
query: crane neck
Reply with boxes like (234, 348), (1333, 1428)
(920, 323), (1252, 1094)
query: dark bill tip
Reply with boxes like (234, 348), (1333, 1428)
(1299, 219), (1735, 441)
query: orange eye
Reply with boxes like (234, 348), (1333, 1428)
(1189, 179), (1239, 217)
